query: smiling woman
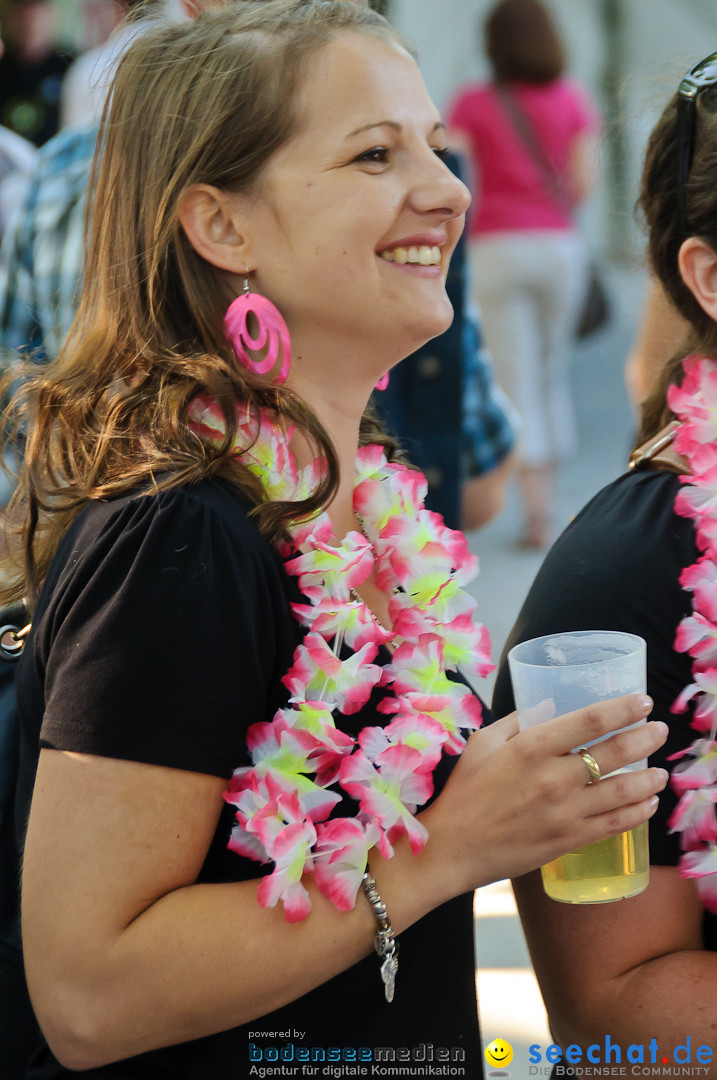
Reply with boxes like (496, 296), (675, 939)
(1, 3), (669, 1078)
(176, 29), (469, 421)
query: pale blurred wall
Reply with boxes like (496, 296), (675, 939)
(393, 0), (717, 259)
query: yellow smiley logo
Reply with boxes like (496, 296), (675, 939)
(485, 1038), (514, 1069)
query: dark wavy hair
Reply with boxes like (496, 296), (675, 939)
(2, 0), (406, 606)
(636, 83), (717, 444)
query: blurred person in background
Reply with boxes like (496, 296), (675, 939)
(0, 128), (35, 241)
(0, 0), (74, 147)
(59, 0), (151, 129)
(448, 0), (599, 549)
(0, 0), (186, 384)
(77, 0), (132, 48)
(0, 21), (37, 240)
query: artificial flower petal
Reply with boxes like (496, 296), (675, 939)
(283, 633), (382, 715)
(190, 397), (492, 919)
(667, 355), (717, 916)
(668, 785), (717, 846)
(313, 818), (381, 911)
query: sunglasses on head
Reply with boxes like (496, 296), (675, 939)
(677, 51), (717, 234)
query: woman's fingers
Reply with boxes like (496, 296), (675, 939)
(577, 789), (663, 849)
(424, 697), (669, 893)
(570, 721), (669, 785)
(580, 765), (669, 819)
(530, 693), (656, 757)
(474, 709), (519, 748)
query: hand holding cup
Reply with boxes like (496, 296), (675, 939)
(416, 681), (667, 904)
(508, 630), (658, 903)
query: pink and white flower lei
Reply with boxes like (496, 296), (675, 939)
(666, 354), (717, 913)
(188, 395), (493, 921)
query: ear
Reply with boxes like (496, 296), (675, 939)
(178, 184), (254, 276)
(178, 0), (206, 20)
(678, 236), (717, 322)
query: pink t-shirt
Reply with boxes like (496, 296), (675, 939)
(448, 78), (599, 237)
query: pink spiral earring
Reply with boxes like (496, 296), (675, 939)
(375, 373), (390, 391)
(223, 274), (292, 384)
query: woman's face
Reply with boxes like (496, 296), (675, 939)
(238, 32), (470, 377)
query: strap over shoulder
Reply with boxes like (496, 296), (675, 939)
(628, 420), (688, 475)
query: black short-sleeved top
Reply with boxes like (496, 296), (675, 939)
(492, 468), (717, 949)
(15, 477), (483, 1080)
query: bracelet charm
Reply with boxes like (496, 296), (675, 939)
(362, 871), (399, 1003)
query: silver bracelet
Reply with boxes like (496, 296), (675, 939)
(361, 870), (399, 1003)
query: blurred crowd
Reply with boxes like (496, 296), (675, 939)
(0, 0), (147, 239)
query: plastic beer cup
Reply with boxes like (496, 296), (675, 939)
(508, 630), (650, 904)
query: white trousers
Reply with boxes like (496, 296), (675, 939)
(469, 230), (588, 467)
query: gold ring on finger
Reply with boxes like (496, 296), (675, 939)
(577, 747), (602, 784)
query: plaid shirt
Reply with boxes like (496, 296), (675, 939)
(0, 123), (98, 364)
(461, 302), (518, 479)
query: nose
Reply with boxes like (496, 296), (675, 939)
(410, 150), (471, 221)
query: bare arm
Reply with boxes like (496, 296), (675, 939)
(513, 864), (717, 1074)
(461, 448), (517, 531)
(625, 276), (690, 411)
(566, 131), (598, 206)
(22, 697), (667, 1070)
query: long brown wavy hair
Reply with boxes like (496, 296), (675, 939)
(636, 81), (717, 445)
(2, 0), (405, 607)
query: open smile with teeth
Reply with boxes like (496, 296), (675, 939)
(379, 244), (442, 266)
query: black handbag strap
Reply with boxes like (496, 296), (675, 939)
(493, 81), (575, 221)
